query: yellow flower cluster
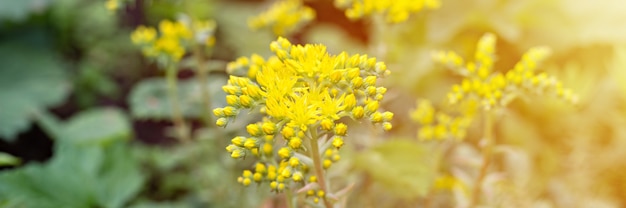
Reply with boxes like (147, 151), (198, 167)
(131, 18), (217, 64)
(433, 33), (578, 110)
(334, 0), (440, 23)
(249, 0), (316, 36)
(105, 0), (119, 11)
(411, 100), (472, 140)
(215, 37), (392, 193)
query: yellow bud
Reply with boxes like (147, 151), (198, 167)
(324, 149), (333, 157)
(244, 138), (258, 149)
(281, 168), (291, 178)
(351, 77), (363, 88)
(365, 100), (379, 114)
(344, 94), (356, 110)
(332, 154), (340, 162)
(213, 108), (224, 117)
(289, 137), (302, 149)
(222, 85), (239, 95)
(334, 123), (348, 136)
(366, 86), (376, 96)
(278, 183), (285, 191)
(347, 68), (360, 79)
(223, 106), (237, 116)
(330, 70), (343, 83)
(278, 147), (291, 159)
(332, 136), (344, 148)
(246, 124), (262, 136)
(323, 159), (332, 169)
(270, 181), (278, 189)
(352, 106), (364, 119)
(292, 172), (303, 182)
(239, 95), (253, 107)
(309, 176), (317, 183)
(231, 136), (245, 146)
(317, 190), (325, 198)
(231, 149), (244, 159)
(370, 112), (383, 123)
(364, 76), (377, 86)
(320, 119), (334, 131)
(262, 122), (276, 135)
(226, 95), (239, 106)
(256, 163), (266, 173)
(289, 157), (300, 167)
(307, 190), (315, 196)
(253, 172), (262, 182)
(281, 127), (295, 139)
(216, 118), (228, 127)
(263, 143), (273, 155)
(242, 178), (251, 186)
(225, 144), (237, 152)
(382, 112), (394, 121)
(383, 122), (392, 131)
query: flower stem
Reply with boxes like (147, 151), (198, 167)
(166, 65), (190, 142)
(471, 109), (493, 207)
(285, 187), (295, 208)
(309, 129), (333, 208)
(194, 46), (213, 126)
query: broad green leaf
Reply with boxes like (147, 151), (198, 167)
(128, 76), (227, 120)
(354, 140), (439, 199)
(0, 43), (71, 140)
(0, 141), (144, 208)
(0, 152), (21, 166)
(61, 108), (131, 145)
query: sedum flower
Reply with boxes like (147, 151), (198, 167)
(131, 17), (217, 65)
(334, 0), (440, 23)
(433, 33), (578, 111)
(249, 0), (316, 36)
(216, 37), (392, 195)
(411, 99), (472, 141)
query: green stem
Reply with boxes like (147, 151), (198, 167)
(285, 187), (295, 208)
(166, 65), (190, 142)
(471, 109), (493, 207)
(308, 129), (333, 208)
(194, 46), (213, 126)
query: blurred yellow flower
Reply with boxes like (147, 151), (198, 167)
(249, 0), (316, 36)
(335, 0), (440, 23)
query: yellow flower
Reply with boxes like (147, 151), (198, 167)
(215, 37), (393, 191)
(335, 0), (441, 23)
(249, 0), (316, 36)
(105, 0), (119, 11)
(434, 33), (578, 110)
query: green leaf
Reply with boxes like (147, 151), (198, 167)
(0, 0), (51, 23)
(0, 152), (21, 166)
(0, 141), (144, 208)
(354, 140), (439, 199)
(0, 43), (71, 140)
(128, 77), (227, 120)
(60, 108), (131, 145)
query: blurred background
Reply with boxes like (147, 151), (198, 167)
(1, 0), (626, 207)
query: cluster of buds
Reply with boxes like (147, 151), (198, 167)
(334, 0), (441, 23)
(214, 37), (393, 202)
(411, 100), (472, 140)
(131, 17), (217, 64)
(248, 0), (316, 36)
(433, 33), (578, 111)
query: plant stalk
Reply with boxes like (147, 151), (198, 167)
(471, 109), (493, 207)
(194, 46), (213, 126)
(309, 129), (333, 208)
(166, 65), (190, 142)
(285, 187), (295, 208)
